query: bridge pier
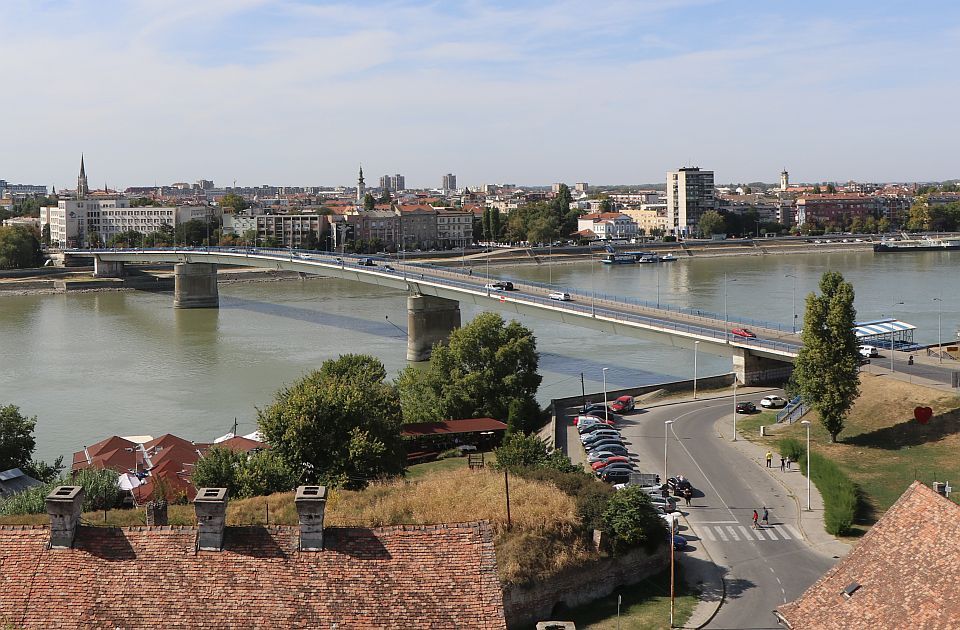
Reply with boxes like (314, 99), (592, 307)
(732, 348), (793, 386)
(407, 294), (460, 362)
(173, 263), (219, 309)
(93, 258), (125, 278)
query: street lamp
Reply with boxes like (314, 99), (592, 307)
(800, 420), (811, 511)
(602, 367), (609, 424)
(785, 273), (797, 333)
(732, 378), (739, 442)
(693, 341), (700, 400)
(664, 418), (675, 629)
(886, 301), (904, 372)
(664, 420), (674, 481)
(934, 295), (943, 364)
(723, 274), (737, 341)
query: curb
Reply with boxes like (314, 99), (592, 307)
(678, 512), (727, 629)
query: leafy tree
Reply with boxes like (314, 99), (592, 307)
(130, 197), (161, 208)
(492, 433), (579, 474)
(602, 485), (667, 552)
(0, 225), (42, 269)
(396, 313), (542, 429)
(175, 219), (218, 246)
(793, 272), (860, 442)
(107, 230), (145, 248)
(825, 183), (837, 194)
(87, 231), (103, 247)
(191, 446), (246, 497)
(698, 210), (726, 236)
(363, 193), (376, 212)
(490, 208), (502, 240)
(258, 354), (404, 489)
(238, 450), (298, 497)
(379, 187), (391, 205)
(0, 404), (37, 471)
(219, 193), (249, 212)
(41, 223), (50, 246)
(812, 184), (822, 194)
(599, 198), (613, 213)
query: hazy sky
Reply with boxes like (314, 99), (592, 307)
(4, 0), (959, 189)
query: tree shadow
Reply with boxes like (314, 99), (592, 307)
(844, 408), (960, 450)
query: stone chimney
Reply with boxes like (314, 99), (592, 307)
(295, 485), (328, 551)
(194, 487), (228, 551)
(45, 486), (85, 549)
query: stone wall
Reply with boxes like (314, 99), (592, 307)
(502, 544), (669, 628)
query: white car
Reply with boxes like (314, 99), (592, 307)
(760, 395), (787, 409)
(859, 345), (879, 358)
(660, 512), (680, 533)
(548, 292), (572, 301)
(484, 283), (504, 292)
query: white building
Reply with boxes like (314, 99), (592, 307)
(667, 167), (715, 236)
(576, 212), (638, 240)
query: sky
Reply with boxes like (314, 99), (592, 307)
(3, 0), (960, 189)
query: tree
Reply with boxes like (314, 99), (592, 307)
(108, 230), (145, 248)
(812, 184), (822, 194)
(698, 210), (726, 236)
(379, 187), (391, 205)
(219, 193), (249, 212)
(793, 271), (861, 442)
(0, 404), (36, 471)
(602, 485), (667, 552)
(0, 226), (42, 269)
(492, 433), (579, 473)
(237, 450), (297, 497)
(825, 183), (837, 194)
(41, 223), (50, 246)
(363, 193), (376, 212)
(257, 354), (404, 489)
(396, 313), (542, 430)
(190, 446), (246, 497)
(599, 198), (613, 213)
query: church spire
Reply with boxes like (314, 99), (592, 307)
(356, 164), (366, 204)
(77, 154), (89, 199)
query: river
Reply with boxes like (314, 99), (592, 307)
(1, 249), (956, 462)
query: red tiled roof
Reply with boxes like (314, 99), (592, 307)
(215, 436), (267, 453)
(401, 418), (507, 437)
(777, 482), (960, 629)
(71, 436), (137, 471)
(0, 522), (505, 629)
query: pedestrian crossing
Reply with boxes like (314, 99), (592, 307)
(695, 523), (802, 543)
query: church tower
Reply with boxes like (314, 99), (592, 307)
(356, 164), (366, 204)
(780, 169), (789, 192)
(77, 155), (89, 199)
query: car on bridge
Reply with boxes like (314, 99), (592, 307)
(548, 291), (572, 301)
(484, 283), (504, 292)
(731, 328), (756, 339)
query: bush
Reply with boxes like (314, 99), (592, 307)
(0, 468), (120, 516)
(601, 485), (667, 553)
(519, 468), (614, 532)
(777, 437), (859, 535)
(493, 433), (579, 473)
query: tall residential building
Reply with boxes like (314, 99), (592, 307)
(780, 169), (789, 192)
(379, 174), (405, 191)
(666, 167), (715, 236)
(442, 173), (457, 192)
(575, 182), (589, 193)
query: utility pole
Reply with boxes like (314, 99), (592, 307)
(504, 468), (512, 530)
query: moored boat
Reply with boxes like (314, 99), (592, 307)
(873, 236), (960, 252)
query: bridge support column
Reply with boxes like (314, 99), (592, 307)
(93, 258), (125, 278)
(174, 263), (219, 309)
(732, 349), (793, 386)
(406, 294), (460, 362)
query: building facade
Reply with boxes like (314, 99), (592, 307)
(442, 173), (457, 192)
(576, 212), (638, 240)
(667, 167), (715, 236)
(256, 214), (326, 248)
(795, 194), (880, 227)
(435, 208), (473, 247)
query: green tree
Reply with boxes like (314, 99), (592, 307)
(599, 198), (613, 213)
(107, 230), (145, 248)
(825, 183), (837, 194)
(491, 208), (502, 240)
(793, 271), (861, 442)
(379, 187), (391, 205)
(0, 225), (42, 269)
(396, 313), (542, 430)
(812, 184), (822, 194)
(492, 433), (579, 473)
(698, 210), (726, 236)
(258, 354), (404, 489)
(602, 485), (668, 552)
(219, 193), (249, 212)
(363, 193), (376, 212)
(41, 223), (51, 246)
(238, 450), (298, 497)
(0, 404), (36, 471)
(190, 446), (246, 497)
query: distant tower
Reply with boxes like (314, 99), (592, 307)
(780, 169), (789, 192)
(77, 155), (89, 199)
(356, 165), (366, 203)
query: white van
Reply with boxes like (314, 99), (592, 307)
(859, 345), (879, 358)
(549, 292), (572, 301)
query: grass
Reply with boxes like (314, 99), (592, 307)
(776, 437), (858, 535)
(737, 374), (960, 535)
(548, 566), (697, 630)
(404, 451), (494, 480)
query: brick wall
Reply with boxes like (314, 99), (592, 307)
(502, 544), (669, 628)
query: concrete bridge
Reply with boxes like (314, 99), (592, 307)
(67, 247), (801, 385)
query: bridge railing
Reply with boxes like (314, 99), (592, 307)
(72, 247), (799, 354)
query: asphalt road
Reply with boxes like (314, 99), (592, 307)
(616, 394), (839, 629)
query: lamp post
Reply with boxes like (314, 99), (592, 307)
(591, 246), (597, 317)
(693, 341), (700, 400)
(602, 367), (609, 424)
(934, 295), (943, 364)
(801, 420), (811, 511)
(723, 274), (737, 341)
(887, 301), (903, 372)
(656, 262), (661, 308)
(666, 417), (676, 629)
(785, 273), (797, 333)
(663, 420), (674, 482)
(732, 378), (738, 442)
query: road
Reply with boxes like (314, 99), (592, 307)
(612, 394), (839, 629)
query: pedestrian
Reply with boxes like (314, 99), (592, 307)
(780, 456), (786, 472)
(683, 487), (692, 507)
(765, 451), (773, 468)
(786, 457), (791, 471)
(762, 507), (769, 526)
(752, 509), (759, 529)
(468, 269), (473, 276)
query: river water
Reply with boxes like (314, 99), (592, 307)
(2, 249), (956, 462)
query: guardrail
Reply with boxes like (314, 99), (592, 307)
(776, 396), (808, 424)
(70, 247), (801, 355)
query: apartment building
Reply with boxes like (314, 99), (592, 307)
(435, 208), (474, 247)
(577, 212), (638, 240)
(256, 214), (327, 248)
(667, 167), (715, 236)
(795, 194), (880, 227)
(620, 208), (669, 234)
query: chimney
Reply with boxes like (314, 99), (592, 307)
(194, 487), (228, 551)
(46, 486), (85, 549)
(295, 485), (328, 551)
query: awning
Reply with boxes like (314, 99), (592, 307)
(854, 318), (916, 338)
(117, 472), (143, 491)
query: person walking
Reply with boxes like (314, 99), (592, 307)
(765, 451), (773, 468)
(762, 507), (769, 526)
(780, 456), (786, 472)
(683, 487), (692, 507)
(752, 509), (759, 529)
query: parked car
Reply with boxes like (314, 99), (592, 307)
(581, 429), (620, 442)
(582, 410), (624, 424)
(666, 476), (693, 496)
(736, 401), (757, 414)
(591, 456), (631, 471)
(859, 345), (879, 358)
(609, 395), (635, 413)
(731, 328), (756, 339)
(660, 512), (680, 533)
(582, 434), (621, 448)
(581, 402), (609, 414)
(575, 415), (614, 428)
(577, 419), (616, 433)
(600, 469), (632, 484)
(672, 534), (688, 551)
(585, 439), (626, 452)
(760, 395), (787, 409)
(548, 292), (572, 301)
(647, 494), (680, 512)
(586, 445), (628, 460)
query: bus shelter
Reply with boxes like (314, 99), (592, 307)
(854, 318), (917, 350)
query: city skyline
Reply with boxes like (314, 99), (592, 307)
(4, 1), (960, 188)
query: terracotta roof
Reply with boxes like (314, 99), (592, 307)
(71, 436), (137, 471)
(401, 418), (508, 437)
(0, 522), (505, 629)
(216, 435), (267, 453)
(777, 482), (960, 629)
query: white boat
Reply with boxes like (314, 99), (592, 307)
(637, 255), (658, 263)
(659, 254), (678, 262)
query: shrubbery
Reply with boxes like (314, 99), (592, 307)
(518, 468), (614, 532)
(0, 468), (121, 516)
(191, 447), (297, 499)
(602, 485), (667, 552)
(777, 437), (859, 535)
(493, 433), (580, 474)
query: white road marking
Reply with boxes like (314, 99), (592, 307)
(764, 527), (779, 540)
(667, 408), (739, 522)
(783, 524), (803, 539)
(751, 527), (766, 540)
(716, 527), (729, 542)
(700, 520), (739, 524)
(702, 527), (716, 541)
(738, 526), (754, 541)
(726, 526), (741, 541)
(772, 525), (792, 540)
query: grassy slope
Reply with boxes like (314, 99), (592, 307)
(739, 374), (960, 534)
